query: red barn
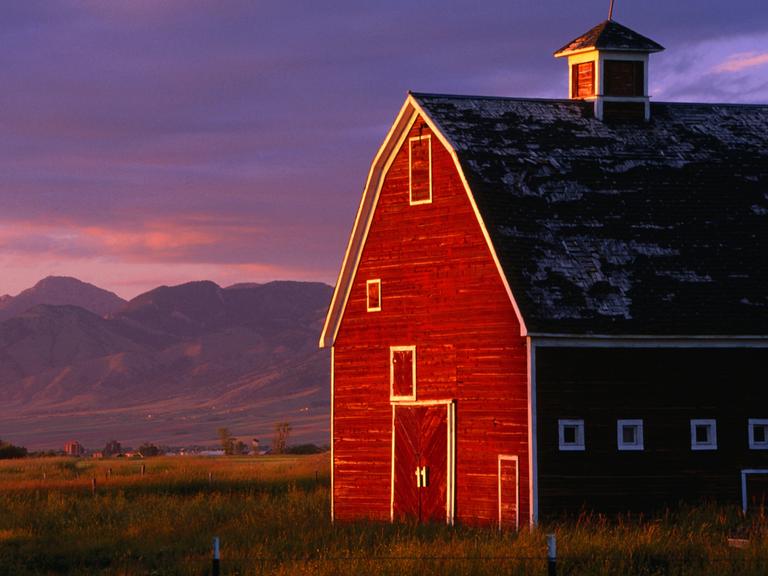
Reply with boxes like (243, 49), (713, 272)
(320, 19), (768, 526)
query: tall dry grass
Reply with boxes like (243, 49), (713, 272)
(0, 455), (766, 575)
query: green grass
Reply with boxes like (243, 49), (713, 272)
(0, 455), (766, 575)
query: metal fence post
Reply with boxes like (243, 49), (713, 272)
(212, 537), (220, 576)
(547, 533), (557, 576)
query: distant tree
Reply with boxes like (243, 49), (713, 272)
(217, 427), (236, 455)
(0, 439), (28, 460)
(273, 422), (292, 455)
(103, 440), (122, 457)
(285, 443), (323, 455)
(233, 440), (248, 455)
(138, 442), (161, 457)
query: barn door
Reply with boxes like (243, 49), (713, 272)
(498, 455), (519, 530)
(392, 402), (454, 523)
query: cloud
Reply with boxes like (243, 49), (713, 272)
(715, 52), (768, 73)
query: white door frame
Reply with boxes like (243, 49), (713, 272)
(390, 400), (455, 524)
(741, 469), (768, 513)
(498, 454), (520, 530)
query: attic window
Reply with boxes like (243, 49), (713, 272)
(604, 60), (644, 97)
(366, 279), (381, 312)
(558, 419), (585, 451)
(749, 419), (768, 450)
(409, 135), (432, 205)
(390, 346), (416, 401)
(617, 419), (644, 451)
(571, 62), (595, 98)
(691, 419), (717, 451)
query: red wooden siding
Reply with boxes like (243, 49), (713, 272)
(333, 117), (529, 525)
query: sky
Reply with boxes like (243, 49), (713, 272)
(1, 0), (767, 299)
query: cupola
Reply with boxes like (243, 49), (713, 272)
(554, 19), (664, 121)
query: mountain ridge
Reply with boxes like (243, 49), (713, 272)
(0, 277), (332, 450)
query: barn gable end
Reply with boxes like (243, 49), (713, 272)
(330, 111), (532, 525)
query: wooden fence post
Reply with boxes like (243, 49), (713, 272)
(547, 533), (557, 576)
(91, 477), (97, 496)
(141, 464), (146, 476)
(212, 536), (220, 576)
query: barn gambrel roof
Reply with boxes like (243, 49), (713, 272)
(320, 93), (768, 346)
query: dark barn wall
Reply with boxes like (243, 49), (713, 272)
(536, 347), (768, 517)
(333, 117), (529, 525)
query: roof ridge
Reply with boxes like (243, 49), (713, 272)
(411, 92), (768, 109)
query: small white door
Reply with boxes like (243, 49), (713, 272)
(498, 455), (519, 530)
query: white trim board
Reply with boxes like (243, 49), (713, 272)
(330, 346), (335, 522)
(530, 335), (768, 347)
(526, 337), (538, 526)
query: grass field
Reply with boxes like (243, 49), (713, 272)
(0, 455), (766, 575)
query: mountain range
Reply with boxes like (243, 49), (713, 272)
(0, 276), (332, 451)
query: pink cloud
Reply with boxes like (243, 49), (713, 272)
(715, 52), (768, 73)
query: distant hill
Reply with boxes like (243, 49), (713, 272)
(0, 276), (126, 321)
(0, 278), (332, 451)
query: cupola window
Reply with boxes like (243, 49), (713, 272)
(604, 60), (644, 97)
(571, 62), (595, 98)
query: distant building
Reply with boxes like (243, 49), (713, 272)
(64, 441), (84, 457)
(251, 439), (260, 454)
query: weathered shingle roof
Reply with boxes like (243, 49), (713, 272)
(554, 20), (664, 56)
(413, 93), (768, 336)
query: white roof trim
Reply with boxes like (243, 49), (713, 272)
(531, 335), (768, 348)
(320, 94), (528, 347)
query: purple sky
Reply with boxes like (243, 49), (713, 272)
(2, 0), (767, 299)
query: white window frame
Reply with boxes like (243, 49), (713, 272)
(366, 279), (381, 312)
(690, 419), (717, 451)
(390, 345), (416, 402)
(617, 419), (644, 451)
(748, 419), (768, 450)
(408, 135), (432, 205)
(558, 419), (585, 451)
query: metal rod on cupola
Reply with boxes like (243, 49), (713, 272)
(609, 0), (615, 20)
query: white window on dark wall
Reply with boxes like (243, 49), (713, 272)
(366, 279), (381, 312)
(558, 419), (585, 451)
(749, 419), (768, 450)
(617, 419), (644, 451)
(690, 419), (717, 451)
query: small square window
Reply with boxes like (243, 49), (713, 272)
(366, 279), (381, 312)
(617, 419), (644, 451)
(409, 135), (432, 205)
(390, 346), (416, 401)
(691, 419), (717, 451)
(558, 419), (585, 451)
(749, 419), (768, 450)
